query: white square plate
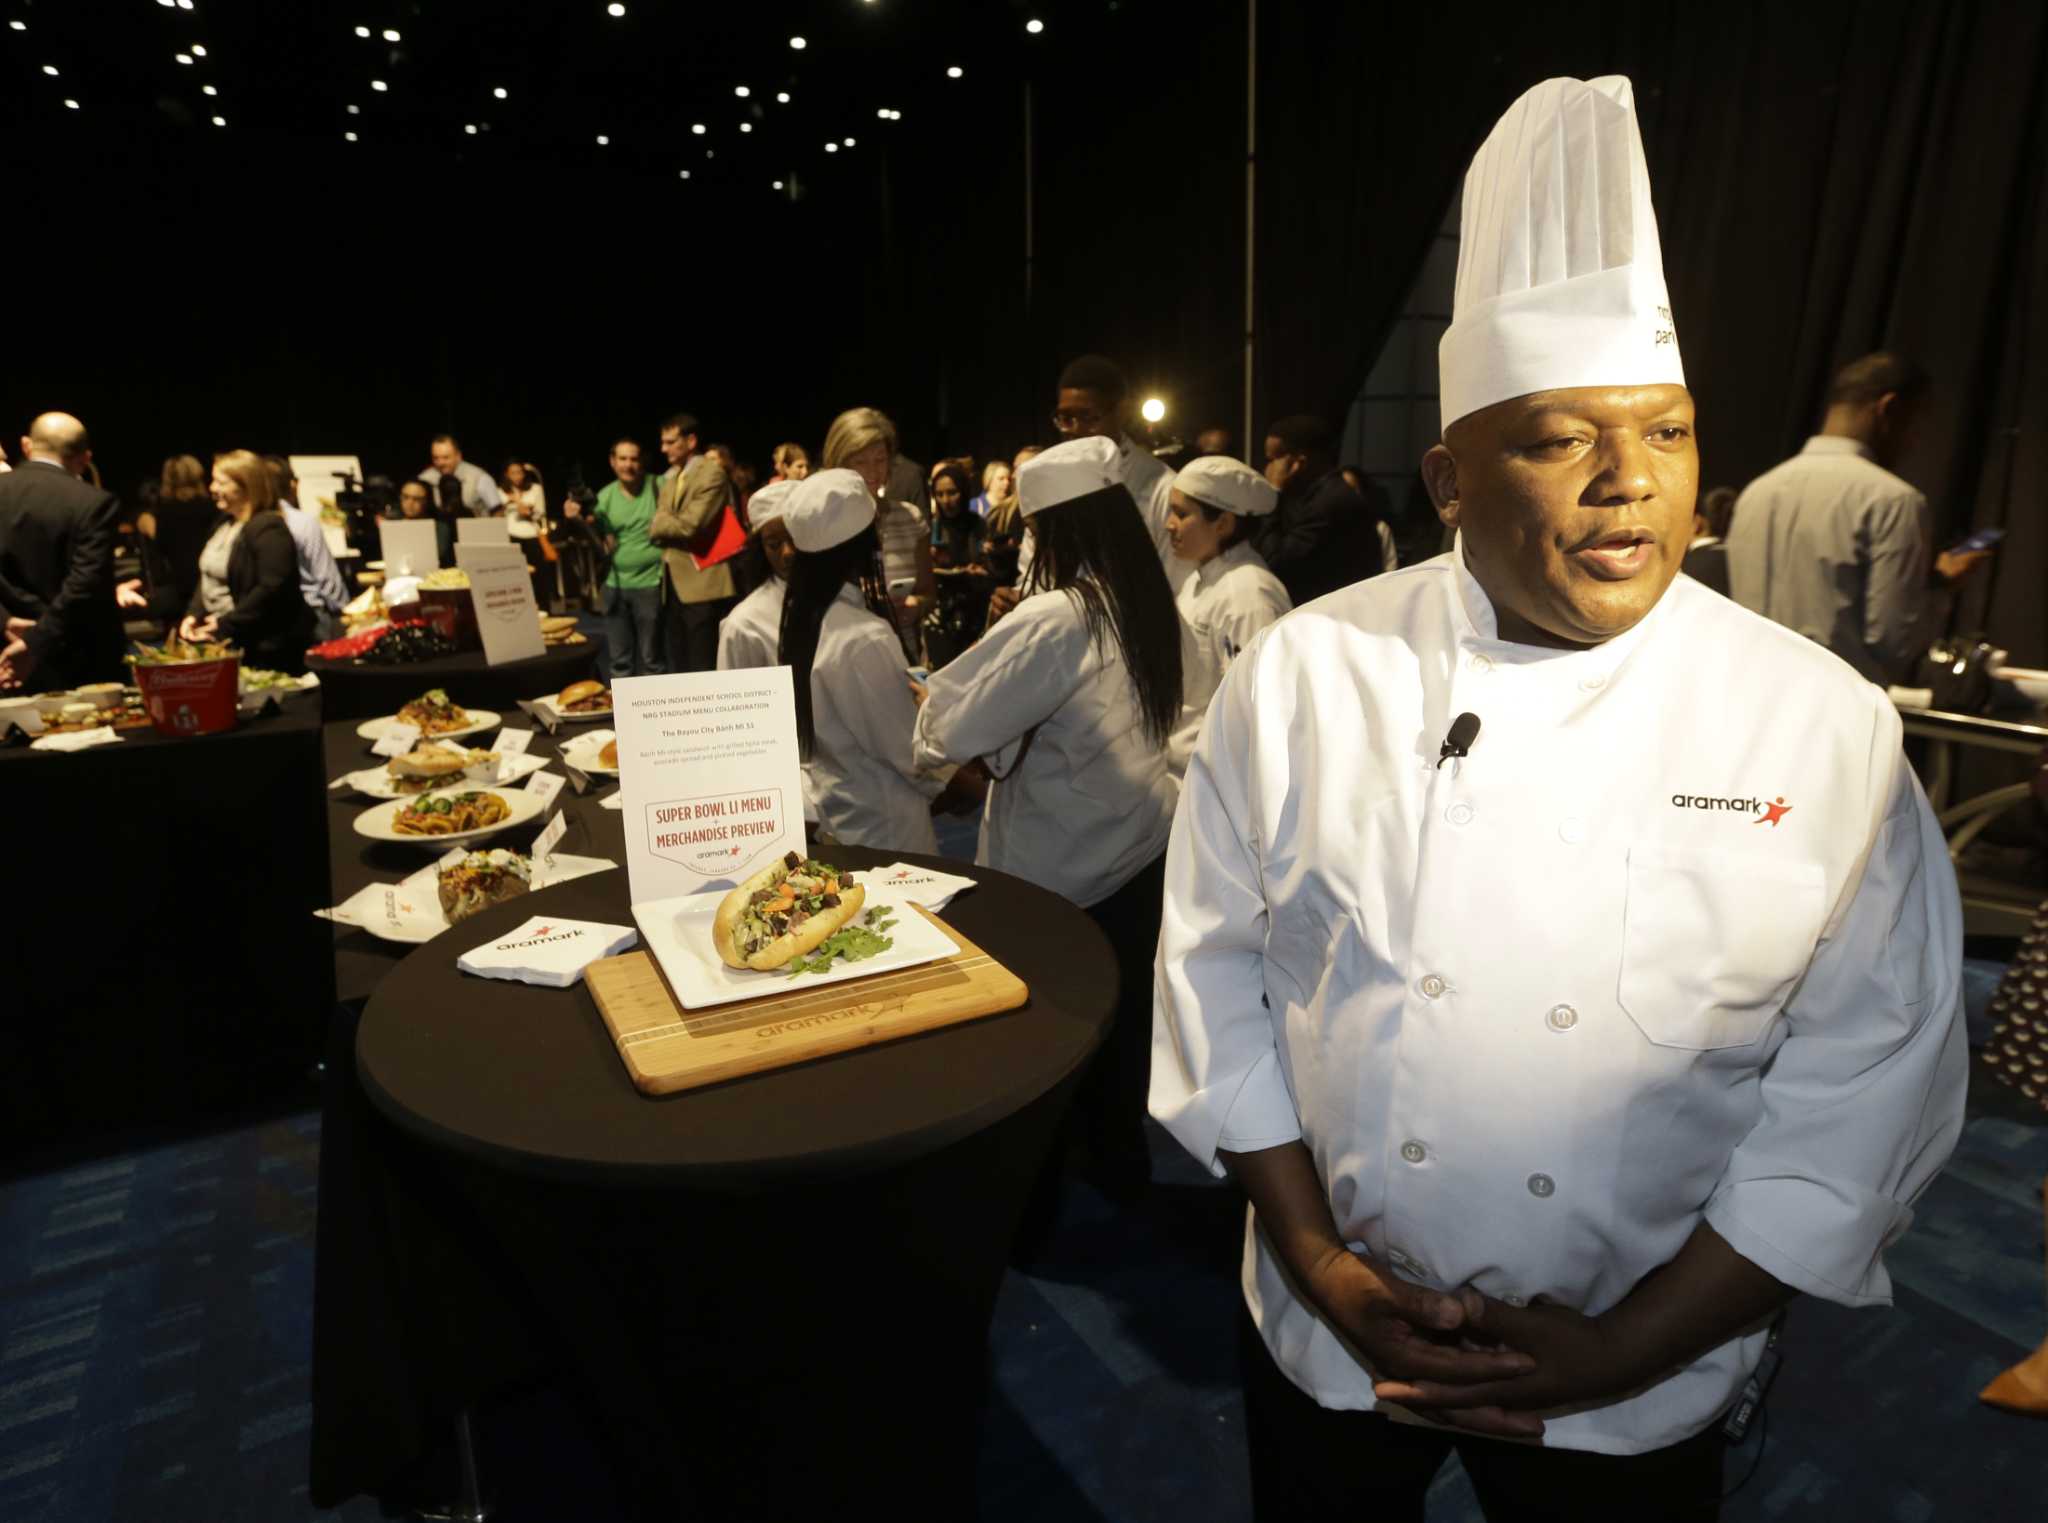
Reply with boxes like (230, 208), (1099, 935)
(633, 885), (958, 1010)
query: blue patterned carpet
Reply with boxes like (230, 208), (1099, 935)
(2, 1071), (2043, 1522)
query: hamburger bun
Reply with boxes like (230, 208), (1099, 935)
(599, 738), (618, 769)
(558, 679), (610, 712)
(540, 615), (579, 636)
(387, 744), (470, 781)
(711, 852), (866, 971)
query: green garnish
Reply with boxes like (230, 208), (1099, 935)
(783, 913), (896, 977)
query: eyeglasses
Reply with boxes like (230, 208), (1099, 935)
(1050, 409), (1103, 431)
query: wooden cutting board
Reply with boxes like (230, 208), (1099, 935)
(585, 905), (1029, 1095)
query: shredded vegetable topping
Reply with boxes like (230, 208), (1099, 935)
(784, 906), (899, 977)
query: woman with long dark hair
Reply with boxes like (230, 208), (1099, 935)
(913, 436), (1183, 1195)
(778, 469), (942, 852)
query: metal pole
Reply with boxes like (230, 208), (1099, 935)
(1024, 75), (1037, 439)
(1242, 0), (1257, 461)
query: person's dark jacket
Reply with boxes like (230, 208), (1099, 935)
(1683, 538), (1731, 598)
(1252, 466), (1386, 606)
(189, 510), (315, 671)
(0, 460), (125, 687)
(151, 495), (223, 612)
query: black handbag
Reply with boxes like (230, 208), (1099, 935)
(1916, 634), (2004, 714)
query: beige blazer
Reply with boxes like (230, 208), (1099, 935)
(649, 454), (737, 604)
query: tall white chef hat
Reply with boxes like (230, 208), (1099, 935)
(780, 468), (876, 552)
(1437, 75), (1684, 431)
(1173, 456), (1279, 519)
(745, 478), (796, 531)
(1016, 435), (1124, 519)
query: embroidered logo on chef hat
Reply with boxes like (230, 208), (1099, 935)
(781, 468), (877, 552)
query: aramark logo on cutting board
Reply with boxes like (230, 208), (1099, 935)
(644, 787), (786, 877)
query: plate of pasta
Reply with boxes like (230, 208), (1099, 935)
(351, 785), (546, 847)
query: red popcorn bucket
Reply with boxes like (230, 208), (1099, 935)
(132, 649), (242, 737)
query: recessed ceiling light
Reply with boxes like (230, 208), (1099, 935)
(210, 115), (225, 127)
(946, 65), (963, 79)
(62, 98), (78, 110)
(739, 123), (752, 133)
(493, 86), (508, 99)
(175, 53), (193, 64)
(705, 149), (714, 158)
(8, 19), (25, 30)
(824, 142), (837, 153)
(773, 180), (784, 190)
(464, 123), (477, 134)
(734, 86), (750, 99)
(776, 92), (790, 104)
(345, 131), (358, 141)
(191, 44), (207, 56)
(177, 0), (192, 9)
(876, 108), (889, 120)
(596, 134), (609, 145)
(789, 36), (806, 49)
(679, 170), (690, 180)
(202, 84), (218, 96)
(382, 28), (400, 42)
(346, 103), (360, 113)
(607, 2), (626, 15)
(843, 136), (855, 147)
(371, 79), (387, 91)
(691, 122), (705, 135)
(1027, 18), (1044, 33)
(354, 25), (370, 38)
(42, 63), (59, 76)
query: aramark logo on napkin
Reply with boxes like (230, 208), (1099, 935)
(456, 914), (637, 988)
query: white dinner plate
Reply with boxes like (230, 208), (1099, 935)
(633, 885), (958, 1010)
(539, 696), (615, 723)
(559, 729), (618, 776)
(336, 751), (549, 800)
(351, 784), (546, 847)
(355, 707), (501, 744)
(318, 852), (619, 944)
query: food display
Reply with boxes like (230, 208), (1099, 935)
(391, 791), (512, 837)
(360, 622), (459, 664)
(541, 615), (586, 648)
(341, 585), (388, 632)
(239, 668), (308, 693)
(437, 848), (532, 924)
(128, 639), (239, 665)
(385, 742), (496, 793)
(308, 626), (390, 662)
(556, 679), (612, 715)
(395, 689), (471, 735)
(419, 568), (471, 590)
(713, 851), (876, 972)
(599, 738), (618, 769)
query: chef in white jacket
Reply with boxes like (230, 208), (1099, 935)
(1165, 456), (1292, 776)
(778, 469), (940, 854)
(715, 478), (796, 672)
(1152, 75), (1967, 1520)
(915, 435), (1184, 1191)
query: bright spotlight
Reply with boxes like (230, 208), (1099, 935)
(62, 98), (78, 109)
(735, 85), (750, 98)
(493, 86), (508, 99)
(8, 19), (25, 29)
(345, 131), (358, 141)
(596, 134), (609, 145)
(824, 142), (838, 153)
(464, 123), (477, 134)
(175, 53), (193, 64)
(192, 45), (207, 56)
(354, 25), (370, 38)
(382, 28), (400, 42)
(607, 3), (626, 15)
(789, 35), (806, 49)
(210, 115), (225, 127)
(1141, 398), (1167, 424)
(739, 123), (752, 133)
(1027, 18), (1045, 33)
(946, 65), (963, 78)
(371, 79), (388, 91)
(202, 84), (217, 96)
(691, 122), (706, 134)
(776, 91), (790, 103)
(41, 64), (57, 76)
(773, 180), (784, 190)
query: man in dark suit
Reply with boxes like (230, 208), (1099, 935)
(0, 412), (124, 690)
(1253, 414), (1387, 606)
(1682, 484), (1736, 597)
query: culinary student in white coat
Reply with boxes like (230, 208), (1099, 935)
(914, 435), (1184, 1192)
(777, 469), (941, 854)
(715, 479), (797, 672)
(1153, 76), (1966, 1520)
(1164, 455), (1292, 776)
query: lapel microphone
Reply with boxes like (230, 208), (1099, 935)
(1438, 712), (1482, 768)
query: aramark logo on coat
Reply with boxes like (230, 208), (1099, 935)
(1670, 793), (1793, 826)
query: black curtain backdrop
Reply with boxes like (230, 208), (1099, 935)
(1254, 0), (2048, 659)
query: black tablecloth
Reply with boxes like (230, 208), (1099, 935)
(0, 694), (333, 1145)
(308, 641), (599, 721)
(311, 843), (1117, 1517)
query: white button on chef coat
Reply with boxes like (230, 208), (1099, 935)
(1169, 541), (1292, 777)
(805, 585), (940, 854)
(1154, 541), (1967, 1456)
(715, 576), (785, 673)
(914, 579), (1176, 908)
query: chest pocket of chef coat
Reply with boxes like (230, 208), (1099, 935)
(1618, 842), (1827, 1050)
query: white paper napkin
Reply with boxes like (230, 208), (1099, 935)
(456, 915), (639, 987)
(866, 861), (979, 913)
(31, 726), (123, 752)
(316, 850), (619, 942)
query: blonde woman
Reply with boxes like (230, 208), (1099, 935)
(178, 450), (314, 669)
(971, 458), (1011, 519)
(821, 407), (934, 659)
(771, 441), (811, 483)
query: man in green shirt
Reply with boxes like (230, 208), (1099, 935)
(567, 437), (666, 676)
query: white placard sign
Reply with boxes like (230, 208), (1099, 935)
(525, 769), (565, 807)
(612, 668), (807, 903)
(455, 544), (545, 666)
(290, 454), (365, 517)
(456, 516), (512, 546)
(377, 518), (443, 576)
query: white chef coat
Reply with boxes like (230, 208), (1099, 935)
(1152, 541), (1967, 1455)
(1168, 541), (1292, 777)
(1016, 435), (1189, 594)
(913, 582), (1177, 907)
(716, 577), (785, 673)
(806, 585), (940, 854)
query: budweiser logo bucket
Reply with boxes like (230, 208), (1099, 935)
(133, 651), (242, 737)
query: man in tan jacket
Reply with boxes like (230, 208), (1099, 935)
(650, 411), (738, 673)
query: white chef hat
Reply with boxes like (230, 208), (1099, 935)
(745, 478), (796, 531)
(780, 468), (876, 552)
(1173, 456), (1278, 519)
(1438, 75), (1684, 431)
(1016, 435), (1122, 519)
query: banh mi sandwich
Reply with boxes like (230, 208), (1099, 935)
(385, 743), (473, 793)
(598, 738), (618, 769)
(557, 679), (611, 713)
(396, 687), (470, 735)
(714, 850), (866, 970)
(437, 849), (531, 924)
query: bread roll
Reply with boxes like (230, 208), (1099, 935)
(712, 851), (865, 971)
